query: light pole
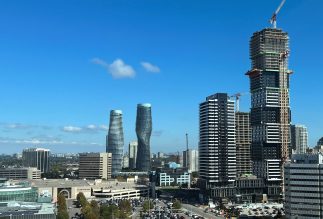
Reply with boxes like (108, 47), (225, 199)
(148, 183), (150, 216)
(158, 205), (161, 219)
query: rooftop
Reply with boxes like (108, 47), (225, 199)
(23, 148), (50, 152)
(0, 181), (32, 192)
(25, 179), (147, 190)
(0, 201), (55, 216)
(138, 103), (151, 108)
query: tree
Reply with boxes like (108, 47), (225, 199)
(82, 204), (100, 219)
(77, 192), (88, 207)
(119, 199), (131, 214)
(57, 194), (68, 219)
(57, 194), (67, 210)
(142, 200), (154, 212)
(100, 204), (120, 219)
(173, 199), (182, 209)
(90, 200), (100, 218)
(57, 210), (69, 219)
(191, 171), (199, 178)
(118, 210), (128, 219)
(100, 205), (109, 219)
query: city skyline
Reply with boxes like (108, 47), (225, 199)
(1, 0), (323, 154)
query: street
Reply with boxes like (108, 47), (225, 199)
(67, 199), (81, 219)
(182, 203), (223, 219)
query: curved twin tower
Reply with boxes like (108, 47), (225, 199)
(106, 104), (152, 174)
(106, 110), (124, 174)
(135, 104), (152, 172)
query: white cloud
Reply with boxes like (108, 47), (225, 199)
(62, 126), (82, 133)
(91, 58), (109, 67)
(152, 130), (163, 137)
(99, 125), (109, 131)
(0, 138), (101, 147)
(109, 59), (135, 78)
(141, 61), (160, 73)
(61, 124), (108, 133)
(2, 123), (33, 129)
(91, 58), (135, 79)
(86, 124), (97, 130)
(0, 122), (52, 130)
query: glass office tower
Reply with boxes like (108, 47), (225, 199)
(136, 103), (152, 171)
(22, 148), (50, 173)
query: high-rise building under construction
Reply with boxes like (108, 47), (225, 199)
(246, 28), (292, 179)
(235, 112), (252, 176)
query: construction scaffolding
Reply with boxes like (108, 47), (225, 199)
(247, 28), (292, 183)
(279, 50), (292, 164)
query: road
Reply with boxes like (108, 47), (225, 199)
(131, 206), (142, 219)
(67, 199), (81, 218)
(182, 203), (224, 219)
(132, 199), (190, 219)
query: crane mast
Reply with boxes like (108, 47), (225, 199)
(270, 0), (286, 28)
(230, 93), (248, 112)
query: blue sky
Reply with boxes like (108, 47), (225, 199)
(0, 0), (322, 154)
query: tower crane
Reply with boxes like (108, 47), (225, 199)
(230, 92), (248, 112)
(270, 0), (286, 28)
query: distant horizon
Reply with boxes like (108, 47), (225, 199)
(1, 146), (200, 156)
(1, 0), (322, 153)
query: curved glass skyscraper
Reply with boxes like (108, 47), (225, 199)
(136, 103), (152, 171)
(106, 110), (124, 174)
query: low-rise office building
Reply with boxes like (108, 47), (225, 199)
(92, 184), (148, 200)
(285, 153), (323, 218)
(234, 174), (265, 203)
(156, 168), (190, 187)
(79, 152), (112, 180)
(0, 180), (54, 219)
(27, 179), (148, 200)
(0, 167), (41, 180)
(0, 202), (55, 219)
(0, 180), (38, 203)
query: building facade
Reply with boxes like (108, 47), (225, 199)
(235, 112), (252, 176)
(285, 153), (323, 218)
(157, 152), (164, 159)
(246, 28), (292, 178)
(136, 103), (152, 171)
(122, 154), (129, 169)
(32, 178), (148, 201)
(79, 153), (112, 180)
(156, 168), (190, 187)
(107, 110), (124, 174)
(290, 124), (308, 154)
(0, 167), (41, 180)
(0, 202), (55, 219)
(199, 93), (236, 189)
(183, 149), (199, 173)
(0, 181), (38, 203)
(128, 141), (138, 169)
(317, 137), (323, 148)
(22, 148), (50, 173)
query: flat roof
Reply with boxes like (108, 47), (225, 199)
(0, 202), (55, 215)
(25, 179), (147, 190)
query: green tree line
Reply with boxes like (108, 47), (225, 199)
(76, 192), (132, 219)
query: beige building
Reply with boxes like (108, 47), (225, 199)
(0, 167), (41, 180)
(79, 153), (112, 180)
(26, 179), (148, 200)
(235, 112), (252, 176)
